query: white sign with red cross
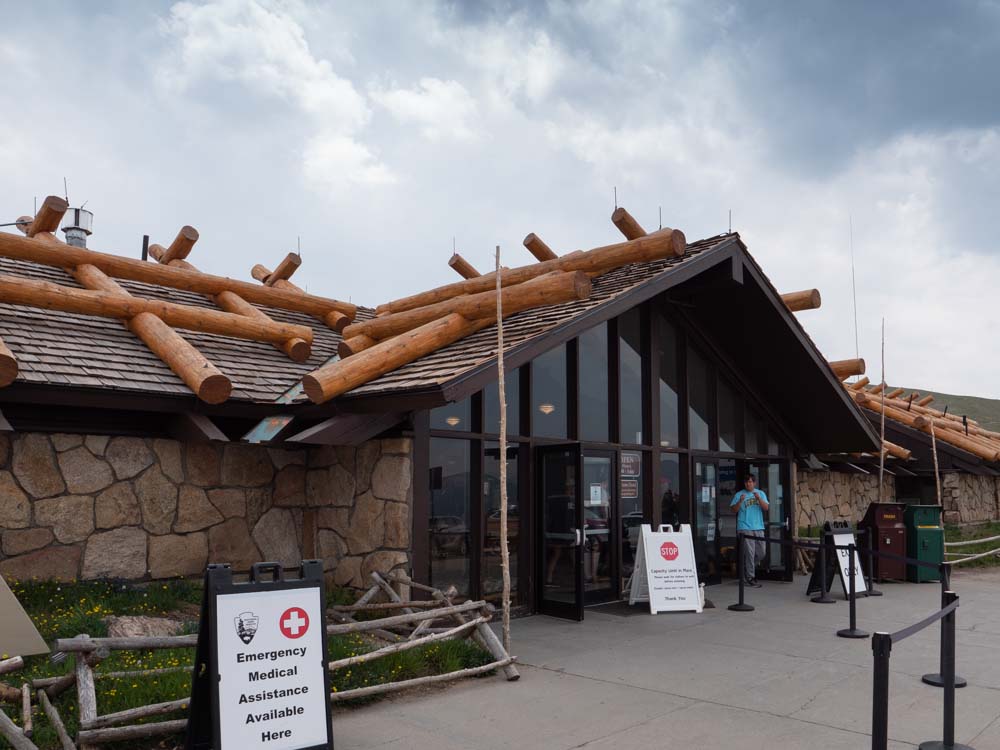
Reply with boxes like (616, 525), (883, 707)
(629, 524), (702, 614)
(214, 587), (328, 750)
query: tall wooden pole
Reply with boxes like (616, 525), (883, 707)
(878, 319), (886, 503)
(930, 420), (942, 507)
(496, 244), (511, 653)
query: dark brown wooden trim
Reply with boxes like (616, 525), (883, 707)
(411, 410), (431, 589)
(168, 413), (229, 443)
(286, 412), (404, 445)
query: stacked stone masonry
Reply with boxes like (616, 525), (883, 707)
(797, 469), (1000, 528)
(0, 432), (413, 586)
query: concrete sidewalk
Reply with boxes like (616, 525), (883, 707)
(332, 570), (1000, 749)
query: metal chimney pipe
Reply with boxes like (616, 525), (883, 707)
(61, 207), (93, 248)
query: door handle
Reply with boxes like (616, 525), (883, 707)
(575, 528), (583, 546)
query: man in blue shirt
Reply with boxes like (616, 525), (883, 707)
(730, 473), (769, 587)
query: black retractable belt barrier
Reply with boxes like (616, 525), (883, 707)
(918, 592), (973, 750)
(871, 593), (972, 750)
(837, 543), (868, 639)
(922, 564), (968, 690)
(809, 533), (836, 604)
(864, 528), (883, 597)
(728, 532), (754, 612)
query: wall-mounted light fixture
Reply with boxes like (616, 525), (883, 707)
(538, 403), (555, 415)
(446, 416), (461, 427)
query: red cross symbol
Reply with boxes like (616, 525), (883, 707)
(279, 607), (309, 639)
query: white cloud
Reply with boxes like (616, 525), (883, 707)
(158, 0), (391, 191)
(371, 78), (480, 141)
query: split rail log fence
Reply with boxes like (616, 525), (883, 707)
(3, 571), (515, 747)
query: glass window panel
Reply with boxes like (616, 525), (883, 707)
(484, 367), (520, 437)
(618, 451), (645, 595)
(657, 312), (680, 448)
(745, 406), (763, 454)
(718, 379), (741, 453)
(767, 430), (783, 456)
(483, 442), (518, 603)
(619, 309), (646, 445)
(578, 325), (609, 442)
(531, 344), (568, 439)
(430, 398), (471, 431)
(429, 438), (472, 597)
(659, 453), (683, 528)
(688, 347), (711, 450)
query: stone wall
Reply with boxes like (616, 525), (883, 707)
(941, 473), (1000, 525)
(307, 438), (412, 591)
(795, 469), (895, 528)
(0, 431), (414, 585)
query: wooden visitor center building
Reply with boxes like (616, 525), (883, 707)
(0, 196), (994, 620)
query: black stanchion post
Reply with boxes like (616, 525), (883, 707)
(811, 531), (835, 604)
(871, 632), (892, 750)
(865, 527), (882, 597)
(838, 543), (869, 639)
(729, 532), (754, 612)
(919, 592), (974, 750)
(922, 564), (968, 689)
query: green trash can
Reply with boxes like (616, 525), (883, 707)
(904, 504), (943, 582)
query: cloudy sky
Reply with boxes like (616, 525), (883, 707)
(2, 1), (1000, 396)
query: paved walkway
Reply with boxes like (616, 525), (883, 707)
(332, 570), (1000, 749)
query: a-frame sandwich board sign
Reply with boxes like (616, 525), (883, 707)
(186, 560), (333, 750)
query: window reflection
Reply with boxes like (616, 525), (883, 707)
(430, 398), (471, 431)
(659, 453), (683, 529)
(688, 347), (711, 450)
(483, 442), (518, 603)
(532, 345), (568, 438)
(718, 379), (740, 453)
(429, 438), (472, 597)
(619, 310), (646, 445)
(657, 312), (680, 447)
(484, 367), (520, 436)
(578, 325), (609, 442)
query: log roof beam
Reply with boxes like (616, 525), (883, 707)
(611, 206), (647, 240)
(0, 215), (355, 318)
(522, 233), (557, 262)
(149, 241), (310, 362)
(251, 259), (350, 334)
(781, 289), (822, 312)
(0, 338), (17, 387)
(448, 253), (481, 279)
(829, 358), (865, 380)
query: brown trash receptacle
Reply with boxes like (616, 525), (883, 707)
(859, 503), (908, 582)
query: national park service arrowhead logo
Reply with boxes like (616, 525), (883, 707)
(234, 611), (259, 645)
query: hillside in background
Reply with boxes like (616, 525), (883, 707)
(894, 387), (1000, 432)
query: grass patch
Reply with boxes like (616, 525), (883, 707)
(1, 578), (493, 748)
(945, 521), (1000, 569)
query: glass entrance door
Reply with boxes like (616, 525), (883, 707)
(582, 452), (615, 605)
(693, 459), (720, 585)
(749, 460), (792, 581)
(537, 445), (584, 620)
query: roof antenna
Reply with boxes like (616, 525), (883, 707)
(728, 209), (731, 234)
(297, 235), (301, 260)
(850, 215), (860, 363)
(613, 186), (617, 210)
(33, 196), (37, 215)
(63, 177), (69, 203)
(659, 206), (662, 230)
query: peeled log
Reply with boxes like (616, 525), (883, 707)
(160, 226), (199, 264)
(855, 393), (999, 462)
(265, 253), (301, 286)
(917, 395), (934, 406)
(27, 196), (68, 237)
(0, 339), (17, 387)
(151, 247), (310, 362)
(885, 388), (905, 399)
(781, 289), (822, 312)
(338, 334), (377, 359)
(305, 313), (493, 403)
(848, 377), (870, 390)
(0, 272), (312, 345)
(883, 440), (912, 460)
(72, 265), (232, 404)
(611, 206), (647, 240)
(251, 261), (349, 334)
(377, 227), (686, 315)
(829, 358), (865, 379)
(522, 233), (557, 262)
(344, 271), (591, 341)
(0, 230), (354, 319)
(448, 253), (481, 279)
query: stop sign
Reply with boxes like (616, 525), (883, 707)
(660, 542), (679, 561)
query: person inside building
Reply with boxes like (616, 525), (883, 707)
(731, 473), (769, 587)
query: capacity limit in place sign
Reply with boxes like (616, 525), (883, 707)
(215, 587), (329, 749)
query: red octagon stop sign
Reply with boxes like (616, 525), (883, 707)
(660, 542), (679, 562)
